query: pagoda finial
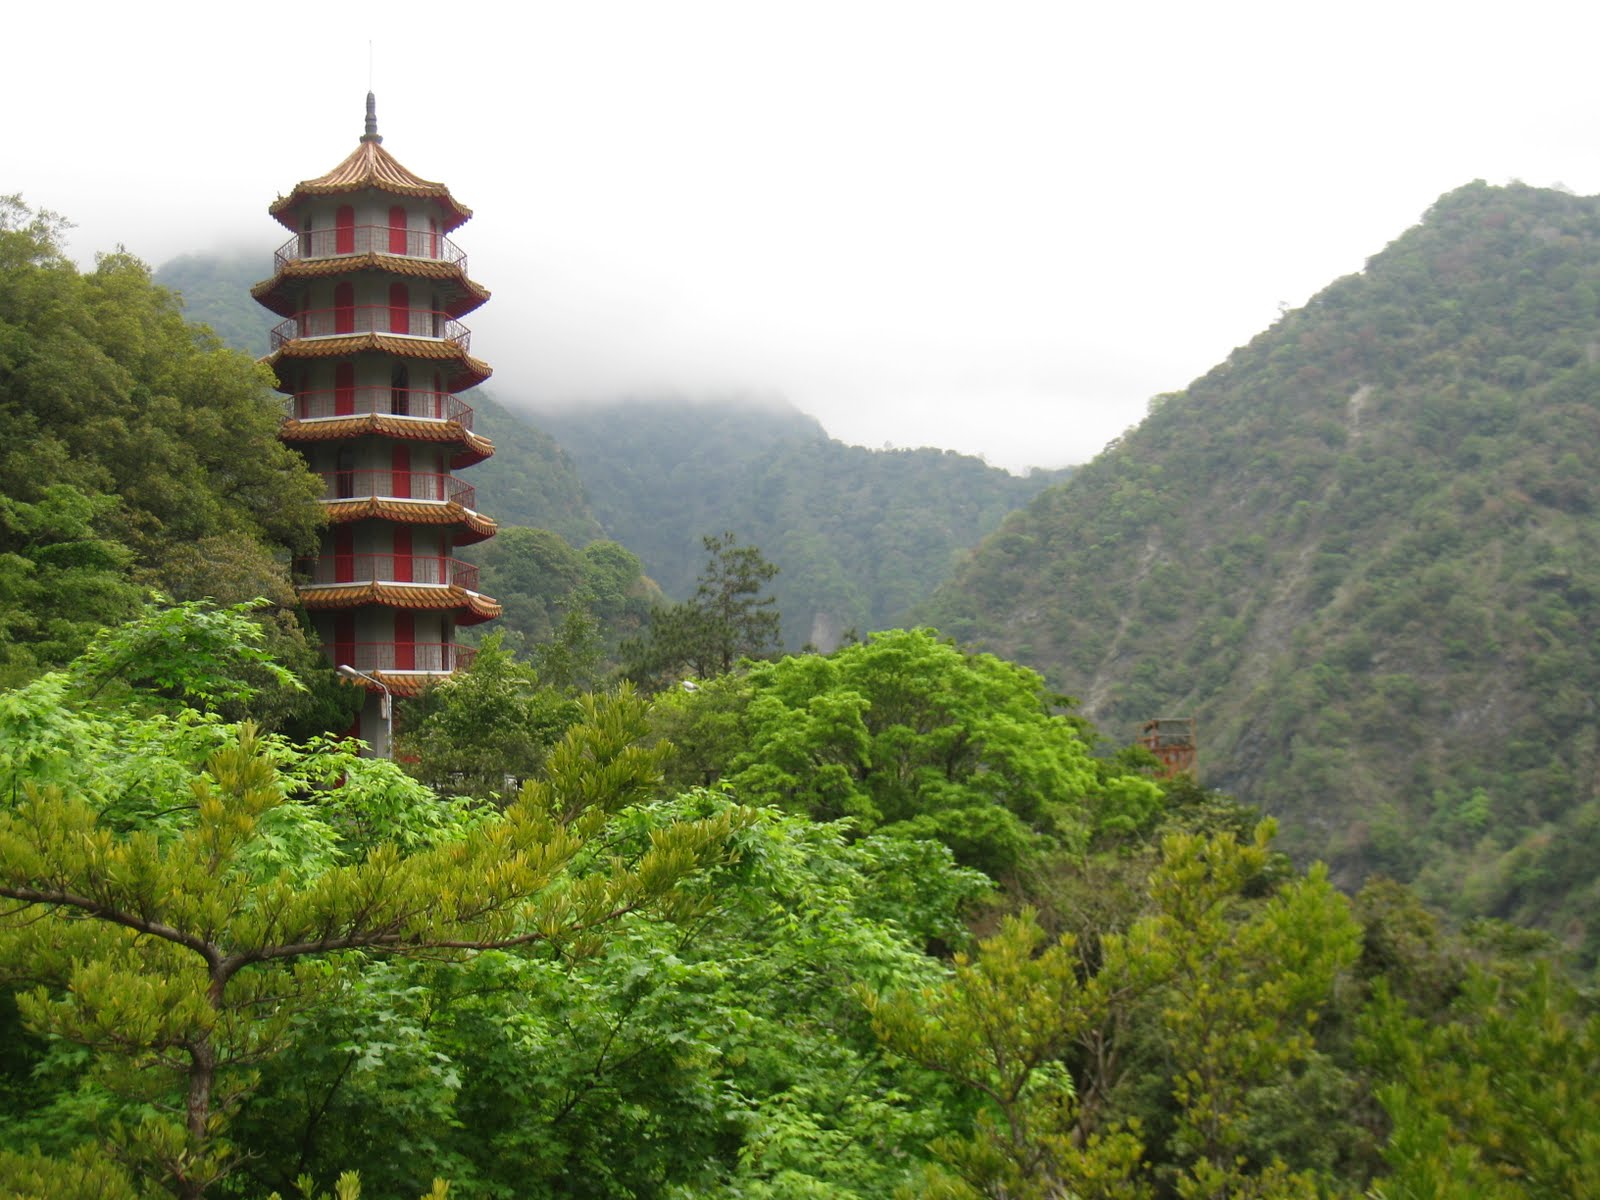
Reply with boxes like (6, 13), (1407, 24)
(361, 92), (383, 144)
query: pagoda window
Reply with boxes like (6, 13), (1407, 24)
(430, 291), (443, 337)
(300, 215), (313, 258)
(433, 371), (444, 420)
(393, 526), (413, 583)
(334, 282), (355, 335)
(428, 216), (439, 259)
(391, 363), (410, 415)
(335, 205), (355, 255)
(389, 283), (410, 334)
(388, 206), (408, 255)
(334, 613), (356, 671)
(391, 444), (412, 499)
(335, 446), (355, 499)
(334, 527), (355, 584)
(394, 611), (415, 671)
(335, 363), (355, 416)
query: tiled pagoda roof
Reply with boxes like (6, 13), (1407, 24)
(269, 139), (472, 232)
(253, 255), (490, 318)
(265, 334), (492, 391)
(321, 497), (498, 545)
(300, 581), (501, 624)
(280, 414), (494, 468)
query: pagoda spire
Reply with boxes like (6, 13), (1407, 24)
(362, 92), (382, 144)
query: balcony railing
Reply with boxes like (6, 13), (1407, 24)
(324, 642), (477, 674)
(274, 226), (468, 273)
(289, 387), (475, 428)
(270, 306), (471, 351)
(296, 553), (480, 591)
(317, 470), (476, 509)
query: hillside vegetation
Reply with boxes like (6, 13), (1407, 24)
(927, 181), (1600, 954)
(528, 396), (1068, 647)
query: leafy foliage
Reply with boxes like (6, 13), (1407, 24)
(622, 532), (783, 687)
(0, 606), (747, 1199)
(0, 199), (328, 728)
(462, 526), (659, 680)
(866, 822), (1362, 1200)
(653, 627), (1162, 877)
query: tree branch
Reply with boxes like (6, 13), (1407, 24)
(0, 884), (223, 971)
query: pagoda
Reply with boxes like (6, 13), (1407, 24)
(256, 94), (500, 755)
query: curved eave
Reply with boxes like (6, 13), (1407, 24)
(269, 141), (472, 232)
(265, 334), (492, 390)
(321, 497), (498, 545)
(251, 255), (490, 318)
(369, 671), (449, 699)
(281, 415), (494, 467)
(299, 582), (502, 624)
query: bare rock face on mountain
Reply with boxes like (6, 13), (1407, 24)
(927, 181), (1600, 956)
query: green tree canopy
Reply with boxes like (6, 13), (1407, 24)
(653, 627), (1162, 877)
(0, 604), (747, 1199)
(623, 531), (782, 687)
(0, 196), (323, 684)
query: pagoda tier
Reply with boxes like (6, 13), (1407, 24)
(252, 243), (489, 320)
(260, 95), (498, 755)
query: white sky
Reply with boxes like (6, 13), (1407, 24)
(9, 0), (1600, 471)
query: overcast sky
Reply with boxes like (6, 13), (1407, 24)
(9, 1), (1600, 471)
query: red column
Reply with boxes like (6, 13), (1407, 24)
(334, 612), (356, 668)
(334, 527), (355, 583)
(392, 526), (413, 582)
(334, 362), (355, 416)
(391, 445), (412, 499)
(389, 283), (409, 334)
(394, 611), (415, 670)
(389, 205), (408, 255)
(334, 282), (355, 334)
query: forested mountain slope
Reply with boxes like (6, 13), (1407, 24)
(155, 249), (276, 356)
(529, 397), (1068, 648)
(925, 181), (1600, 953)
(465, 390), (604, 547)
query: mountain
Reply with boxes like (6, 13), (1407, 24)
(525, 396), (1069, 647)
(465, 391), (604, 547)
(925, 181), (1600, 955)
(155, 248), (277, 357)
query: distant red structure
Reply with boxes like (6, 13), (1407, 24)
(1138, 717), (1196, 780)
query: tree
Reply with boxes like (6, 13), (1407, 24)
(1360, 937), (1600, 1197)
(0, 196), (324, 702)
(865, 912), (1152, 1200)
(865, 822), (1362, 1200)
(0, 605), (747, 1199)
(223, 800), (991, 1199)
(396, 632), (581, 801)
(622, 531), (781, 686)
(652, 628), (1162, 877)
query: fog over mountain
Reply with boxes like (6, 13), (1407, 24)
(13, 2), (1600, 470)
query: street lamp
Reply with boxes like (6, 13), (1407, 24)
(337, 664), (393, 759)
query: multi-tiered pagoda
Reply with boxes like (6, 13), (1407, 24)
(256, 95), (500, 754)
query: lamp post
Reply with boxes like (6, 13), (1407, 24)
(337, 664), (393, 759)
